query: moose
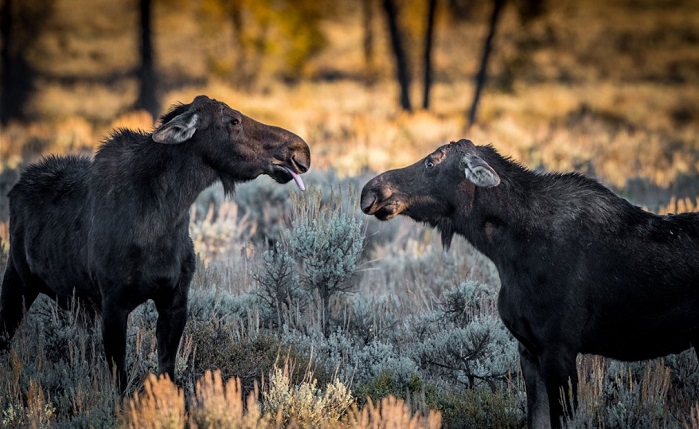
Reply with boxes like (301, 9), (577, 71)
(0, 95), (310, 391)
(361, 139), (699, 428)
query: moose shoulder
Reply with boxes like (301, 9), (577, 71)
(360, 139), (699, 428)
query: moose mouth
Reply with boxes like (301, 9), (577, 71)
(361, 197), (405, 221)
(271, 158), (307, 191)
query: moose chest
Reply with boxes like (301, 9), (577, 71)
(88, 226), (194, 306)
(493, 239), (587, 351)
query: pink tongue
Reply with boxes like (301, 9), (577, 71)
(283, 167), (305, 191)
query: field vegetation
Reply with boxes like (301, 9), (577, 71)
(1, 0), (699, 427)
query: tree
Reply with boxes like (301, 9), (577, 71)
(381, 0), (412, 111)
(0, 0), (50, 123)
(467, 0), (505, 127)
(0, 0), (14, 123)
(135, 0), (158, 119)
(422, 0), (438, 109)
(362, 0), (375, 82)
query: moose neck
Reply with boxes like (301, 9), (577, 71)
(91, 131), (220, 233)
(456, 149), (637, 272)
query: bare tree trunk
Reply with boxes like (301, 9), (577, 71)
(362, 0), (374, 69)
(0, 0), (13, 123)
(382, 0), (412, 111)
(467, 0), (505, 127)
(422, 0), (438, 109)
(0, 0), (31, 124)
(136, 0), (158, 119)
(230, 1), (247, 84)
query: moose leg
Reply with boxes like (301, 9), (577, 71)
(0, 258), (39, 348)
(519, 344), (550, 429)
(154, 287), (188, 382)
(539, 346), (578, 428)
(101, 301), (129, 392)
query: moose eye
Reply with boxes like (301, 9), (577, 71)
(225, 117), (240, 126)
(426, 160), (435, 169)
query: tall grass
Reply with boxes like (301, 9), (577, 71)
(1, 0), (698, 426)
(2, 176), (698, 427)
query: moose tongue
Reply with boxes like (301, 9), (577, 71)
(284, 167), (306, 191)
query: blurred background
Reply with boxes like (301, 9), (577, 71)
(1, 0), (697, 192)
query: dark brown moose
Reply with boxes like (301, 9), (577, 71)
(361, 139), (699, 428)
(0, 95), (310, 391)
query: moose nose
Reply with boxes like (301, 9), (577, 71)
(291, 155), (309, 173)
(360, 181), (392, 214)
(361, 195), (376, 214)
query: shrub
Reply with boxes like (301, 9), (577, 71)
(356, 369), (426, 407)
(189, 370), (269, 429)
(430, 387), (524, 429)
(414, 282), (518, 390)
(254, 243), (308, 332)
(119, 374), (186, 429)
(286, 187), (365, 337)
(344, 395), (442, 429)
(567, 357), (677, 429)
(263, 363), (354, 427)
(0, 296), (121, 428)
(1, 379), (56, 429)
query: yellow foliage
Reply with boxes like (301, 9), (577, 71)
(117, 369), (441, 429)
(344, 395), (442, 429)
(119, 374), (186, 429)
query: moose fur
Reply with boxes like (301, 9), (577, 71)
(361, 139), (699, 428)
(0, 95), (310, 391)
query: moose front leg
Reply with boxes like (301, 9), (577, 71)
(519, 344), (551, 429)
(154, 288), (188, 382)
(539, 346), (579, 428)
(101, 302), (129, 393)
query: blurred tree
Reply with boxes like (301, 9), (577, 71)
(382, 0), (412, 111)
(135, 0), (159, 118)
(200, 0), (326, 86)
(274, 0), (327, 82)
(0, 0), (53, 123)
(468, 0), (505, 127)
(362, 0), (375, 83)
(0, 0), (13, 123)
(499, 0), (547, 89)
(516, 0), (545, 23)
(422, 0), (438, 109)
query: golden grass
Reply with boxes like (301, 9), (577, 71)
(344, 396), (442, 429)
(119, 374), (186, 429)
(118, 369), (441, 429)
(657, 197), (699, 215)
(2, 379), (57, 429)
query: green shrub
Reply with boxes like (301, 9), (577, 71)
(431, 387), (524, 429)
(356, 369), (426, 406)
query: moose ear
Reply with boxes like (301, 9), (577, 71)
(152, 111), (199, 144)
(462, 154), (500, 187)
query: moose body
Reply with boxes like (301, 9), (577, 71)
(360, 139), (699, 428)
(1, 95), (310, 391)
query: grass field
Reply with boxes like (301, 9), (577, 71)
(1, 0), (699, 427)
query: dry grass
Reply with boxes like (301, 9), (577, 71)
(119, 374), (186, 429)
(1, 0), (699, 427)
(118, 369), (440, 429)
(344, 396), (442, 429)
